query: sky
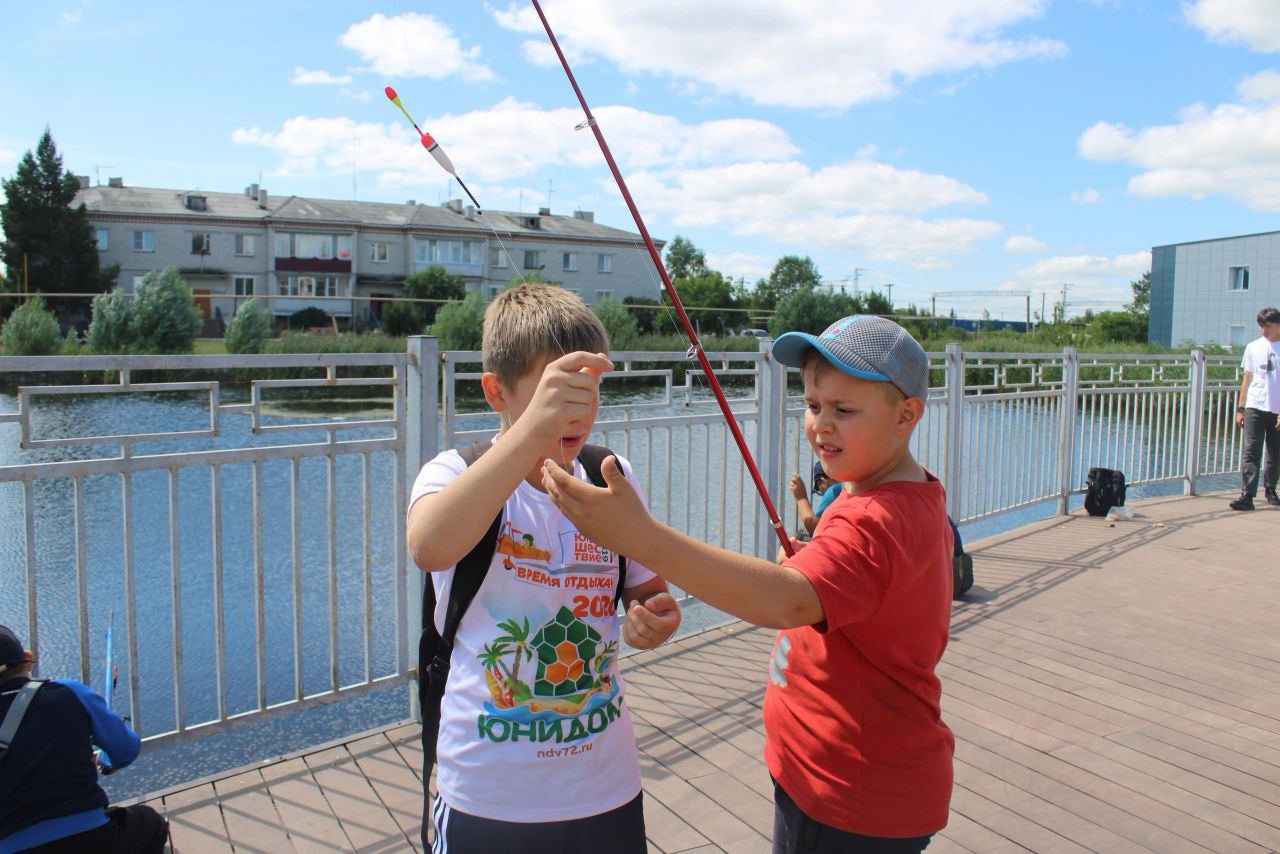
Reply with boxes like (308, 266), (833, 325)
(3, 0), (1279, 320)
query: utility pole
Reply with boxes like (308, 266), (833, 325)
(1025, 294), (1031, 332)
(852, 268), (866, 295)
(1040, 292), (1047, 327)
(1060, 282), (1071, 322)
(884, 282), (894, 308)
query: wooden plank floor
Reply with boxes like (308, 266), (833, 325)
(141, 493), (1280, 852)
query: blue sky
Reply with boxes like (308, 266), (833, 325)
(3, 0), (1278, 319)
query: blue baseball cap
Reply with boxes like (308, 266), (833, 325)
(773, 315), (929, 400)
(811, 460), (829, 494)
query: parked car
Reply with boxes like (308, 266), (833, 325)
(740, 328), (770, 339)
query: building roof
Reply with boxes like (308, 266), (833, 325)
(1152, 228), (1280, 250)
(74, 183), (656, 244)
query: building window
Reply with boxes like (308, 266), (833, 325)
(415, 239), (483, 264)
(370, 241), (389, 262)
(597, 254), (612, 274)
(133, 230), (155, 252)
(486, 285), (504, 299)
(95, 229), (108, 250)
(491, 248), (508, 268)
(1229, 266), (1249, 291)
(336, 235), (352, 260)
(274, 234), (291, 258)
(233, 276), (255, 297)
(562, 252), (577, 272)
(1230, 324), (1247, 347)
(191, 233), (211, 255)
(596, 289), (614, 301)
(523, 250), (542, 270)
(234, 234), (256, 256)
(295, 234), (333, 259)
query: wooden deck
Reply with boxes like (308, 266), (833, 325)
(139, 493), (1280, 852)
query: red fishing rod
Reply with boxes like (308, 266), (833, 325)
(530, 0), (795, 557)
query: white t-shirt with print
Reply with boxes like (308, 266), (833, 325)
(409, 445), (657, 823)
(1241, 336), (1280, 413)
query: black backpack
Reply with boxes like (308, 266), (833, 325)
(1084, 467), (1126, 517)
(417, 442), (627, 782)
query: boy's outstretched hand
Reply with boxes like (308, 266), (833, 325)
(542, 454), (652, 557)
(622, 592), (681, 649)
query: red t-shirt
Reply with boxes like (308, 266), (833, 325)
(764, 475), (954, 837)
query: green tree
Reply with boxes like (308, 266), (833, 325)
(494, 618), (533, 685)
(224, 298), (272, 354)
(404, 265), (466, 326)
(754, 256), (822, 311)
(1129, 270), (1150, 314)
(594, 297), (641, 350)
(379, 300), (424, 336)
(86, 291), (133, 353)
(0, 129), (118, 318)
(623, 296), (661, 335)
(1, 294), (62, 355)
(768, 287), (857, 338)
(130, 267), (202, 353)
(431, 291), (486, 350)
(664, 235), (708, 280)
(1085, 310), (1148, 344)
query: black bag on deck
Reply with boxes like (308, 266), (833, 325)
(1084, 467), (1126, 517)
(948, 517), (973, 599)
(417, 443), (628, 784)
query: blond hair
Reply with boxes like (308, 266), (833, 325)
(482, 284), (609, 385)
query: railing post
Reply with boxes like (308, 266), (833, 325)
(1184, 349), (1206, 495)
(756, 338), (788, 560)
(405, 335), (439, 720)
(1056, 347), (1080, 515)
(944, 343), (964, 520)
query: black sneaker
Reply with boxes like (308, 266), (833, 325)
(1267, 491), (1280, 506)
(1230, 497), (1255, 511)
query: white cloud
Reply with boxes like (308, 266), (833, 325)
(233, 99), (798, 185)
(235, 99), (995, 267)
(59, 10), (82, 23)
(1185, 0), (1280, 52)
(492, 0), (1065, 110)
(1005, 235), (1046, 252)
(339, 88), (371, 102)
(706, 251), (775, 283)
(1078, 75), (1280, 211)
(1070, 188), (1101, 203)
(340, 13), (496, 81)
(292, 67), (353, 86)
(1239, 68), (1280, 102)
(1015, 251), (1149, 306)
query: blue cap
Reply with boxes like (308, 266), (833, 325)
(773, 315), (929, 400)
(811, 460), (828, 494)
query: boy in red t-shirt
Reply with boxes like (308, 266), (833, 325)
(542, 315), (954, 852)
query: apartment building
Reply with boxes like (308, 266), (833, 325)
(77, 179), (663, 330)
(1150, 230), (1280, 347)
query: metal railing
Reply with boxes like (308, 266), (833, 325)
(0, 339), (1242, 753)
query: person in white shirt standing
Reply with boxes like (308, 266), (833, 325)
(1231, 307), (1280, 511)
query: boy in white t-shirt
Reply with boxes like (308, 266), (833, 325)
(406, 284), (681, 852)
(1231, 306), (1280, 511)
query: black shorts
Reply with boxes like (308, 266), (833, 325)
(773, 780), (932, 854)
(29, 805), (168, 854)
(430, 791), (645, 854)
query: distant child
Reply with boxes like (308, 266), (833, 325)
(405, 284), (681, 853)
(790, 459), (842, 536)
(544, 315), (954, 852)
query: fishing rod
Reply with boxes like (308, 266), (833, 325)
(529, 0), (795, 557)
(103, 609), (117, 710)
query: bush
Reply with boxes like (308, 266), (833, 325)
(594, 297), (641, 351)
(380, 300), (423, 336)
(404, 266), (465, 326)
(224, 298), (272, 354)
(289, 306), (331, 330)
(87, 291), (134, 353)
(430, 292), (485, 351)
(1, 294), (62, 355)
(130, 267), (202, 353)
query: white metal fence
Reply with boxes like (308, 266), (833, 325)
(0, 339), (1243, 751)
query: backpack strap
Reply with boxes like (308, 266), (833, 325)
(575, 444), (628, 605)
(0, 680), (46, 768)
(419, 442), (501, 776)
